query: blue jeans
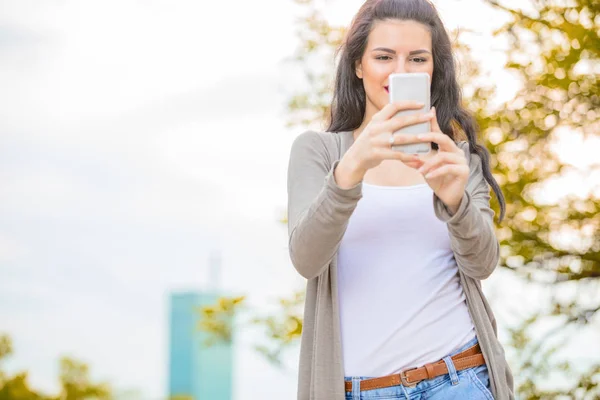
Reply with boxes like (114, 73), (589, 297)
(344, 337), (494, 399)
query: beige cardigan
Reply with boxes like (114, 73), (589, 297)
(287, 130), (515, 399)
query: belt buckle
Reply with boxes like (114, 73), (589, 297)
(400, 367), (419, 388)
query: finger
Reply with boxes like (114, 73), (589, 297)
(380, 109), (434, 134)
(403, 159), (425, 170)
(423, 164), (469, 180)
(381, 131), (422, 147)
(418, 152), (466, 176)
(372, 101), (426, 122)
(416, 132), (460, 153)
(431, 106), (442, 133)
(378, 148), (422, 163)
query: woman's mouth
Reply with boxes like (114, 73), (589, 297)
(384, 86), (389, 93)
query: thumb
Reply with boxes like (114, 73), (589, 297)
(431, 106), (442, 132)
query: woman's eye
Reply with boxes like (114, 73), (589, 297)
(412, 57), (427, 63)
(376, 55), (392, 60)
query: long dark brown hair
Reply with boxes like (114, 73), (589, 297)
(327, 0), (505, 222)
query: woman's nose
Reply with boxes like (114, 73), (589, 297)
(393, 61), (407, 74)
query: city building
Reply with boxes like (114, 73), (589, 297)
(168, 251), (233, 400)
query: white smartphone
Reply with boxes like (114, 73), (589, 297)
(388, 72), (431, 154)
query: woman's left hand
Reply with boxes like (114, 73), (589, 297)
(415, 107), (469, 214)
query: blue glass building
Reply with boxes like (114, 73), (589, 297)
(168, 291), (233, 400)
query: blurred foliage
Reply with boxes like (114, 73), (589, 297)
(196, 296), (245, 346)
(197, 292), (305, 370)
(248, 290), (305, 369)
(285, 0), (346, 128)
(203, 0), (599, 396)
(480, 0), (600, 397)
(58, 359), (111, 400)
(0, 334), (111, 400)
(482, 0), (599, 280)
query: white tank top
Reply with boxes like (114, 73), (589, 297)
(337, 181), (476, 377)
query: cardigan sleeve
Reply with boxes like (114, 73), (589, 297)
(286, 131), (363, 280)
(433, 141), (500, 280)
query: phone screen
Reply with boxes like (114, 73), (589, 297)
(388, 72), (431, 154)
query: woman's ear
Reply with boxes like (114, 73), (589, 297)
(355, 60), (363, 79)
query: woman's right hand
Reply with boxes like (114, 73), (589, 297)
(335, 101), (432, 188)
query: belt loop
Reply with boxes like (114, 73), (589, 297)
(400, 383), (412, 400)
(352, 377), (360, 400)
(424, 363), (435, 379)
(443, 356), (459, 386)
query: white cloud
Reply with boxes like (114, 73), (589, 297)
(0, 233), (27, 262)
(0, 0), (298, 121)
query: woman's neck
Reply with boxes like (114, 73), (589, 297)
(352, 118), (370, 141)
(353, 106), (377, 140)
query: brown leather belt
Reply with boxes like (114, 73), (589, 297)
(345, 343), (485, 392)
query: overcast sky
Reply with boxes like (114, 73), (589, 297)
(0, 0), (598, 399)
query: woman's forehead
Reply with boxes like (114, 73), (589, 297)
(367, 19), (432, 50)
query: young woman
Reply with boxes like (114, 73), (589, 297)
(287, 0), (514, 399)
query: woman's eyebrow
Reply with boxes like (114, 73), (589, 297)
(372, 47), (432, 55)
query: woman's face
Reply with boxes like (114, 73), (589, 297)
(356, 19), (434, 121)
